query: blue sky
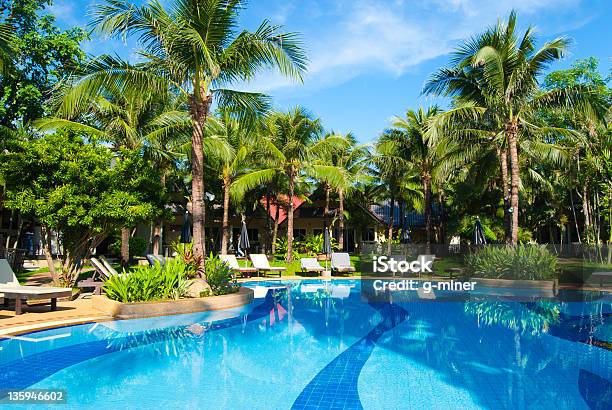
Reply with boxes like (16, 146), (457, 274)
(51, 0), (612, 143)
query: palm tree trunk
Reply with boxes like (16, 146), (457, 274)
(221, 177), (231, 255)
(499, 147), (511, 243)
(266, 193), (272, 253)
(189, 89), (212, 266)
(387, 195), (395, 255)
(338, 189), (345, 250)
(120, 227), (130, 267)
(507, 120), (520, 245)
(582, 183), (591, 243)
(286, 168), (295, 263)
(152, 173), (167, 255)
(424, 175), (432, 246)
(324, 183), (330, 214)
(570, 188), (581, 243)
(272, 203), (279, 255)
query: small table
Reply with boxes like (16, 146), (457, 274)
(1, 288), (73, 315)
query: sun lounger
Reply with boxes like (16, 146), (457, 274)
(416, 254), (435, 277)
(300, 258), (325, 276)
(331, 253), (356, 275)
(249, 254), (286, 277)
(146, 254), (166, 266)
(99, 255), (120, 276)
(0, 259), (72, 315)
(219, 254), (257, 278)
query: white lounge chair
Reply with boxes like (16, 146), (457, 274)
(331, 253), (356, 275)
(219, 255), (257, 278)
(300, 258), (325, 276)
(416, 254), (435, 277)
(0, 259), (72, 315)
(98, 255), (120, 276)
(249, 254), (286, 277)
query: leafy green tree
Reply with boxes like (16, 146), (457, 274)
(205, 110), (256, 254)
(0, 0), (87, 126)
(38, 85), (190, 265)
(391, 106), (448, 245)
(233, 108), (343, 262)
(312, 132), (370, 249)
(0, 133), (164, 285)
(67, 0), (308, 266)
(425, 11), (591, 244)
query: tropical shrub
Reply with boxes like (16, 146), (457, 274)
(109, 236), (148, 257)
(465, 245), (557, 280)
(171, 241), (203, 278)
(103, 258), (190, 302)
(203, 254), (239, 296)
(294, 234), (339, 256)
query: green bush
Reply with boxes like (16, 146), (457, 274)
(103, 258), (190, 302)
(465, 245), (557, 280)
(204, 254), (239, 296)
(109, 236), (148, 257)
(295, 234), (339, 256)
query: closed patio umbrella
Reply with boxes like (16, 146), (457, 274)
(239, 220), (250, 267)
(474, 217), (487, 245)
(323, 227), (332, 270)
(180, 210), (192, 244)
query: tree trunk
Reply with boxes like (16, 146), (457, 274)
(189, 87), (212, 267)
(582, 183), (591, 243)
(424, 174), (432, 246)
(286, 168), (295, 263)
(324, 183), (330, 215)
(387, 195), (395, 255)
(499, 147), (511, 243)
(338, 189), (345, 250)
(41, 226), (58, 285)
(120, 227), (130, 267)
(272, 203), (279, 255)
(570, 189), (581, 243)
(152, 173), (167, 255)
(507, 120), (520, 245)
(266, 193), (272, 253)
(221, 177), (231, 255)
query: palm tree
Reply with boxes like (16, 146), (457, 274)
(233, 108), (344, 262)
(312, 133), (370, 249)
(205, 109), (257, 254)
(37, 87), (190, 266)
(372, 130), (411, 255)
(424, 11), (591, 244)
(65, 0), (307, 265)
(391, 107), (447, 246)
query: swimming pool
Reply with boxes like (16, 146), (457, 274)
(0, 280), (610, 409)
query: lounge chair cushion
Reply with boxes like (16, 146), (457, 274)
(300, 258), (324, 271)
(331, 253), (354, 271)
(0, 259), (20, 286)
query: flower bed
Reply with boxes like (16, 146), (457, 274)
(91, 287), (254, 319)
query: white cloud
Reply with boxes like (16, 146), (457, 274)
(244, 0), (586, 94)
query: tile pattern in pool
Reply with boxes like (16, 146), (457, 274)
(292, 303), (408, 409)
(0, 280), (610, 409)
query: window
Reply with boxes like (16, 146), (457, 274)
(293, 229), (307, 241)
(247, 229), (259, 242)
(312, 229), (323, 237)
(362, 228), (375, 241)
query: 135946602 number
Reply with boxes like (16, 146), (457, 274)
(1, 389), (67, 404)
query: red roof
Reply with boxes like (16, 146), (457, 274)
(260, 195), (306, 225)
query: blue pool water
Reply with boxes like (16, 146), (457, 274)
(0, 280), (610, 409)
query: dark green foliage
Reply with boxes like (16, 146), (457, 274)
(204, 254), (239, 296)
(465, 245), (557, 280)
(0, 133), (164, 285)
(110, 235), (147, 257)
(0, 0), (87, 126)
(103, 258), (190, 303)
